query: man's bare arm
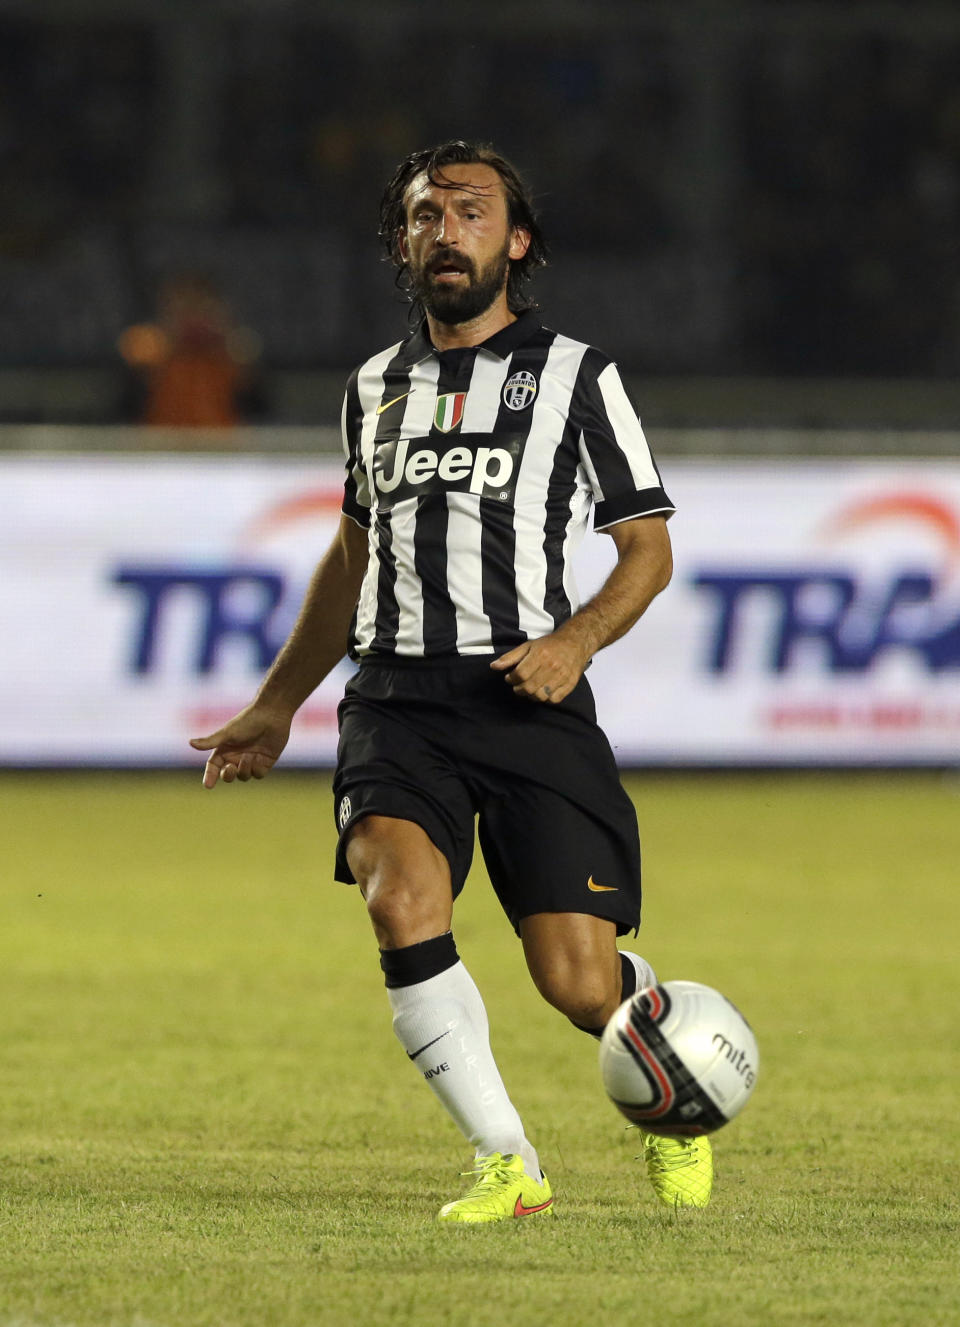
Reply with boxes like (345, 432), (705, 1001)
(491, 514), (672, 703)
(190, 515), (369, 786)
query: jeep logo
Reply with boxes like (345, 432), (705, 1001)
(372, 433), (525, 508)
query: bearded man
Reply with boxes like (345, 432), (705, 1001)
(191, 140), (712, 1222)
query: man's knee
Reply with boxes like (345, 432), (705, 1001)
(531, 963), (617, 1029)
(520, 912), (622, 1029)
(345, 815), (453, 948)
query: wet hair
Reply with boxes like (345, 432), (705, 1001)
(378, 139), (548, 314)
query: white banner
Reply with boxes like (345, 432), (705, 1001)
(588, 458), (960, 764)
(2, 453), (959, 766)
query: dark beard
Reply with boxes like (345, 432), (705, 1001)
(409, 241), (512, 325)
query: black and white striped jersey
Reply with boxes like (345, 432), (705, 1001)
(340, 310), (673, 659)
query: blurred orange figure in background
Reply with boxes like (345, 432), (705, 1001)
(117, 273), (263, 427)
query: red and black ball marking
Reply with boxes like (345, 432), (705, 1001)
(611, 986), (729, 1137)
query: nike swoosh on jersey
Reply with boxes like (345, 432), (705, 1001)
(407, 1028), (452, 1061)
(587, 876), (618, 893)
(376, 391), (411, 415)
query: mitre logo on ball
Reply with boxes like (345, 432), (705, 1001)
(599, 980), (759, 1138)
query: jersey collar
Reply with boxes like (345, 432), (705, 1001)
(402, 309), (542, 366)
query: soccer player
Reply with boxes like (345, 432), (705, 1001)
(191, 140), (712, 1222)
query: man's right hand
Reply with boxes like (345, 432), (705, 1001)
(189, 702), (294, 789)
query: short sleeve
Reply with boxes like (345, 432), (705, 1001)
(340, 367), (371, 528)
(576, 354), (675, 530)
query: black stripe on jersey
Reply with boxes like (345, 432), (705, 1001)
(541, 413), (581, 628)
(415, 495), (457, 653)
(594, 487), (674, 529)
(371, 507), (400, 651)
(374, 353), (416, 445)
(414, 349), (465, 654)
(573, 347), (639, 499)
(341, 367), (369, 527)
(482, 329), (557, 651)
(367, 350), (415, 650)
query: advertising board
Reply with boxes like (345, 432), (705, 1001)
(3, 453), (958, 766)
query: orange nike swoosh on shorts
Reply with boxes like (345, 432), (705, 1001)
(514, 1194), (554, 1217)
(587, 876), (618, 893)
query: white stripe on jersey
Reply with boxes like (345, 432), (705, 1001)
(351, 353), (443, 654)
(353, 536), (380, 643)
(445, 492), (489, 651)
(345, 341), (405, 507)
(349, 346), (401, 641)
(576, 428), (606, 501)
(396, 357), (442, 438)
(387, 357), (440, 653)
(594, 362), (660, 493)
(512, 335), (590, 633)
(448, 351), (509, 649)
(389, 500), (426, 654)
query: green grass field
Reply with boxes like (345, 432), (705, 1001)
(2, 771), (958, 1327)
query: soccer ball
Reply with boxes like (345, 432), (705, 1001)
(599, 980), (759, 1137)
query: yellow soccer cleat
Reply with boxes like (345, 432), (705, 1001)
(640, 1131), (713, 1209)
(437, 1152), (554, 1224)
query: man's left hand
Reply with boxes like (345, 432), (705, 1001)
(491, 632), (590, 704)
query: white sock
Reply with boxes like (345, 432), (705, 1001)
(620, 951), (658, 997)
(388, 960), (541, 1180)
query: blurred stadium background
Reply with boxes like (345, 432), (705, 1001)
(2, 0), (959, 769)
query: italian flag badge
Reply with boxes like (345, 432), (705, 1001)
(434, 392), (466, 433)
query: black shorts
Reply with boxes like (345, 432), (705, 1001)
(332, 656), (642, 936)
